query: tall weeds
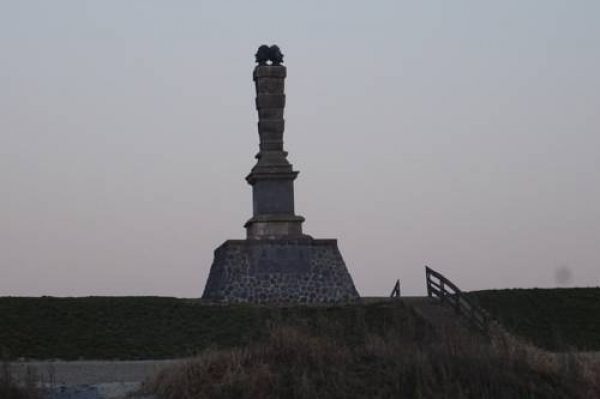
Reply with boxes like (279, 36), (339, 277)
(0, 358), (42, 399)
(142, 304), (600, 399)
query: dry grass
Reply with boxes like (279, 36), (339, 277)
(488, 323), (600, 396)
(469, 288), (600, 351)
(0, 359), (43, 399)
(141, 308), (600, 399)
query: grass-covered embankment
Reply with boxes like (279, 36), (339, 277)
(468, 287), (600, 351)
(0, 297), (429, 360)
(3, 294), (600, 397)
(2, 288), (600, 359)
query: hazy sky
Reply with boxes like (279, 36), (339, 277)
(1, 1), (599, 297)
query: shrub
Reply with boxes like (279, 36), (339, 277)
(0, 360), (42, 399)
(142, 311), (600, 399)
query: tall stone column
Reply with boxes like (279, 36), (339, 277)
(244, 63), (306, 239)
(201, 45), (359, 303)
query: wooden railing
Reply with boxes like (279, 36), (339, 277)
(425, 266), (489, 333)
(390, 279), (401, 299)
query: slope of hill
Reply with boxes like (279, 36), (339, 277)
(0, 297), (429, 360)
(2, 295), (600, 398)
(468, 287), (600, 351)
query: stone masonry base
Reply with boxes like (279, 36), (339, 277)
(202, 238), (359, 303)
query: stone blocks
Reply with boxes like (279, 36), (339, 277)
(202, 238), (359, 303)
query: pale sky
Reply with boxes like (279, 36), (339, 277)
(1, 1), (599, 297)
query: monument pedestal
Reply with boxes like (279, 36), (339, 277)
(203, 238), (358, 303)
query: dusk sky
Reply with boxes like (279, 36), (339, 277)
(2, 1), (599, 297)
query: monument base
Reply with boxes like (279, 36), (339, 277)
(202, 238), (359, 303)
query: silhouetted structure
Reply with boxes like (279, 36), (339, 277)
(202, 46), (359, 303)
(255, 44), (283, 66)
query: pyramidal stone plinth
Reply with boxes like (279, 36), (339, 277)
(202, 45), (359, 303)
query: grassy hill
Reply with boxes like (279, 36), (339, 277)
(2, 294), (600, 398)
(2, 289), (600, 360)
(468, 287), (600, 351)
(0, 297), (429, 360)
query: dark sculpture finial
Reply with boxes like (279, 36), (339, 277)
(255, 45), (270, 65)
(255, 44), (284, 66)
(269, 45), (283, 65)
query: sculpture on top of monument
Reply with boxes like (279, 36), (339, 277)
(255, 44), (284, 66)
(201, 46), (359, 303)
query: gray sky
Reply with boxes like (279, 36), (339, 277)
(1, 1), (599, 297)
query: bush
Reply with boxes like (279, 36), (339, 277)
(0, 360), (42, 399)
(142, 310), (600, 399)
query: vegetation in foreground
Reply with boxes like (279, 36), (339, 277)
(142, 311), (600, 399)
(0, 360), (42, 399)
(468, 287), (600, 351)
(0, 297), (429, 360)
(1, 296), (269, 360)
(2, 288), (600, 360)
(2, 293), (600, 398)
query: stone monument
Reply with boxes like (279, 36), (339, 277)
(202, 45), (359, 303)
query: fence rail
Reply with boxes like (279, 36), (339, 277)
(390, 279), (401, 298)
(425, 266), (489, 333)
